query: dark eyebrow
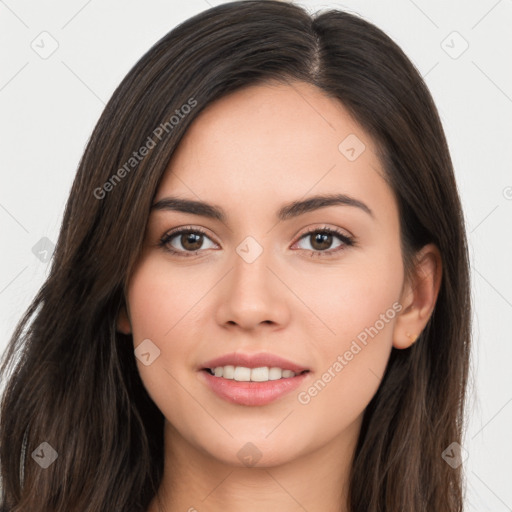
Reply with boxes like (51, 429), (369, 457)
(151, 193), (374, 222)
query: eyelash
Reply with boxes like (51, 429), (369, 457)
(158, 225), (355, 259)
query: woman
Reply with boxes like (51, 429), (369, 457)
(0, 1), (471, 510)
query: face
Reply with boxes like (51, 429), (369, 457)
(119, 81), (408, 467)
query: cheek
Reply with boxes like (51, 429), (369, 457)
(125, 260), (218, 445)
(289, 245), (404, 355)
(127, 254), (209, 341)
(290, 248), (403, 415)
(128, 268), (186, 344)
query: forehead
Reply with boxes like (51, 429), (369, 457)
(167, 81), (368, 172)
(154, 81), (396, 227)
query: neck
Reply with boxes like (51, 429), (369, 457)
(147, 417), (361, 512)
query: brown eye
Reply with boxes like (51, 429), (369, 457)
(180, 232), (204, 251)
(309, 232), (334, 251)
(294, 227), (355, 258)
(159, 227), (217, 256)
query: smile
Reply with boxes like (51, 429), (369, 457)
(204, 365), (309, 382)
(199, 367), (310, 406)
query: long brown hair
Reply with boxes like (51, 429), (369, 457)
(0, 1), (471, 510)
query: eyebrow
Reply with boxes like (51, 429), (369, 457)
(151, 193), (374, 222)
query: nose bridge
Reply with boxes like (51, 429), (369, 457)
(215, 233), (289, 329)
(231, 234), (275, 300)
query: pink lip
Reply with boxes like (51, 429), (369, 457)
(199, 370), (310, 406)
(198, 352), (311, 406)
(200, 352), (309, 374)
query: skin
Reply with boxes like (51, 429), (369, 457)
(117, 80), (442, 512)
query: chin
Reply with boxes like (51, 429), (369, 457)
(197, 431), (307, 468)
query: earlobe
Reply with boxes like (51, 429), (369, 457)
(393, 243), (442, 349)
(116, 303), (132, 335)
(406, 332), (418, 343)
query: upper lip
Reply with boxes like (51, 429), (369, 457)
(201, 352), (310, 374)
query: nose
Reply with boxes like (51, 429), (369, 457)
(214, 244), (291, 332)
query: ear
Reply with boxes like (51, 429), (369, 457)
(393, 243), (442, 349)
(116, 301), (132, 335)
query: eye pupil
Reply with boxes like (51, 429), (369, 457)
(182, 233), (203, 251)
(311, 232), (332, 250)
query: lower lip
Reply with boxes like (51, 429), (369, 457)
(199, 370), (310, 406)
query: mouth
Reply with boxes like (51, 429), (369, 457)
(202, 366), (310, 382)
(198, 352), (311, 405)
(200, 352), (310, 377)
(198, 358), (311, 406)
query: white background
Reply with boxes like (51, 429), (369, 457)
(1, 0), (511, 509)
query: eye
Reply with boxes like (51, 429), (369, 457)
(292, 226), (355, 257)
(159, 226), (218, 257)
(158, 225), (355, 258)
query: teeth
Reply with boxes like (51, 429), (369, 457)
(221, 365), (235, 379)
(248, 366), (268, 382)
(209, 365), (299, 381)
(213, 366), (225, 377)
(233, 366), (251, 381)
(268, 367), (282, 380)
